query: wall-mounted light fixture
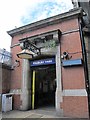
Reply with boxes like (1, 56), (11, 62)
(61, 52), (69, 60)
(17, 40), (40, 59)
(17, 49), (35, 59)
(11, 60), (20, 69)
(61, 51), (72, 60)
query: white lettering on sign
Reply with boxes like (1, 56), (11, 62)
(33, 61), (44, 65)
(33, 60), (52, 65)
(30, 58), (55, 67)
(45, 60), (52, 63)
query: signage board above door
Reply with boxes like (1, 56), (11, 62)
(30, 58), (55, 67)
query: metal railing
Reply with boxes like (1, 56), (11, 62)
(0, 48), (12, 65)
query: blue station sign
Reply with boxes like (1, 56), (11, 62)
(30, 58), (55, 67)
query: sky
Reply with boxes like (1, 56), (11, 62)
(0, 0), (73, 52)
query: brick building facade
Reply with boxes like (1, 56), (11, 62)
(0, 49), (12, 111)
(8, 8), (89, 118)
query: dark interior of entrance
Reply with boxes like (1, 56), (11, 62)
(31, 63), (56, 109)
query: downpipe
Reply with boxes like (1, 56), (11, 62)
(79, 20), (90, 117)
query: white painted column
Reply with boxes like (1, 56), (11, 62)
(20, 59), (31, 110)
(55, 45), (63, 114)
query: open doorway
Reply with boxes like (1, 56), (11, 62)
(30, 57), (56, 109)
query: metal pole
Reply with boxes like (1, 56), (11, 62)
(32, 70), (35, 109)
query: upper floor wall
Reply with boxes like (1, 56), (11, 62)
(7, 8), (84, 89)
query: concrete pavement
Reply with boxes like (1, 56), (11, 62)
(1, 106), (89, 119)
(1, 106), (65, 119)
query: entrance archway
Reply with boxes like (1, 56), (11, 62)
(30, 56), (56, 109)
(20, 30), (63, 114)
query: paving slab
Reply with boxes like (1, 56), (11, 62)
(1, 108), (89, 119)
(1, 109), (63, 119)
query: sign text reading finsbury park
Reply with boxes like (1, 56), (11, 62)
(30, 58), (55, 67)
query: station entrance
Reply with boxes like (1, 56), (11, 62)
(30, 57), (56, 109)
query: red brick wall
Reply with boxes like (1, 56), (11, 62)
(61, 32), (82, 59)
(1, 65), (11, 94)
(10, 46), (22, 89)
(10, 17), (89, 117)
(11, 18), (79, 90)
(17, 18), (79, 39)
(62, 66), (86, 89)
(63, 96), (89, 118)
(60, 20), (89, 118)
(13, 94), (21, 110)
(0, 64), (11, 112)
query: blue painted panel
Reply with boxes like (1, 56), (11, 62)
(30, 58), (55, 67)
(62, 59), (82, 67)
